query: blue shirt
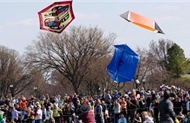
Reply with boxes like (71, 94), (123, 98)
(118, 117), (127, 123)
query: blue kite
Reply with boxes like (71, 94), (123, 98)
(106, 44), (139, 83)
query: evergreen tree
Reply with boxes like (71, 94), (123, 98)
(166, 43), (190, 78)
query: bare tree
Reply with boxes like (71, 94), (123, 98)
(25, 26), (116, 93)
(134, 47), (151, 89)
(82, 56), (126, 95)
(148, 39), (174, 83)
(0, 46), (33, 97)
(135, 40), (170, 90)
(51, 70), (74, 94)
(149, 39), (173, 69)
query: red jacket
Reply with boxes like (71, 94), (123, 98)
(79, 110), (95, 123)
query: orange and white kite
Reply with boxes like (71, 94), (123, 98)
(120, 11), (164, 34)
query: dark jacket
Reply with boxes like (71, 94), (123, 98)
(159, 98), (176, 123)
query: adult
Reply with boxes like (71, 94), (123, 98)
(113, 100), (121, 123)
(94, 99), (104, 123)
(141, 111), (154, 123)
(52, 103), (62, 123)
(34, 104), (43, 123)
(186, 97), (190, 113)
(78, 104), (95, 123)
(158, 90), (176, 123)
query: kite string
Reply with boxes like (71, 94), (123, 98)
(145, 32), (156, 43)
(116, 18), (130, 45)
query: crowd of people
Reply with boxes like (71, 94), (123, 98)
(0, 84), (189, 123)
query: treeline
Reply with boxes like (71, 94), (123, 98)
(0, 26), (190, 97)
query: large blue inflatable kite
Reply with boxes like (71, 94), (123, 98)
(106, 44), (139, 83)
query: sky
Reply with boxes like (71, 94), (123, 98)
(0, 0), (190, 58)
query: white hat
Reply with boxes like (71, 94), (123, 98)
(171, 85), (176, 89)
(125, 94), (129, 98)
(160, 84), (165, 88)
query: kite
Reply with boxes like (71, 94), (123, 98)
(120, 11), (164, 34)
(38, 0), (75, 33)
(106, 44), (139, 83)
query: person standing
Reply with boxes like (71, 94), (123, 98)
(152, 97), (160, 123)
(113, 100), (121, 123)
(52, 103), (62, 123)
(186, 97), (190, 114)
(128, 95), (138, 123)
(34, 105), (42, 123)
(11, 106), (21, 122)
(79, 104), (95, 123)
(119, 97), (127, 118)
(95, 99), (104, 123)
(46, 106), (53, 123)
(158, 90), (177, 123)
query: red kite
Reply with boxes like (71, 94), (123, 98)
(120, 11), (164, 34)
(38, 0), (75, 33)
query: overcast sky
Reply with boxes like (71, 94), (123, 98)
(0, 0), (190, 57)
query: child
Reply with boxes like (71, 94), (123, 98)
(118, 113), (127, 123)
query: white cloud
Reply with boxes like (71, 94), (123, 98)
(75, 12), (100, 19)
(5, 18), (37, 28)
(155, 5), (179, 11)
